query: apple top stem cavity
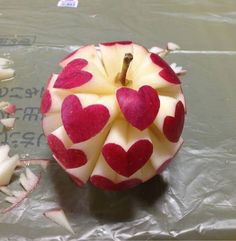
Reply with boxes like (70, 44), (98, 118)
(118, 53), (133, 86)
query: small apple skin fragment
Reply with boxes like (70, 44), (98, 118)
(3, 104), (16, 114)
(116, 85), (160, 130)
(1, 168), (40, 213)
(44, 208), (75, 234)
(0, 118), (16, 129)
(0, 145), (10, 164)
(0, 68), (15, 82)
(0, 155), (19, 186)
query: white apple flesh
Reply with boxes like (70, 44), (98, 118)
(41, 41), (186, 191)
(0, 144), (19, 186)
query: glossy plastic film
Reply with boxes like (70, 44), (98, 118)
(0, 0), (236, 240)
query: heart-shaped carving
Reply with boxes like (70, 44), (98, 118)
(150, 53), (170, 69)
(102, 140), (153, 177)
(90, 175), (142, 191)
(62, 95), (110, 143)
(54, 59), (92, 89)
(159, 68), (180, 85)
(47, 134), (87, 169)
(163, 101), (185, 142)
(116, 85), (160, 131)
(150, 53), (180, 84)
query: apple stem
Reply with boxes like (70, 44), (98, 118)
(119, 53), (133, 86)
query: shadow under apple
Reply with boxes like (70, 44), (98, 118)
(48, 163), (168, 223)
(88, 175), (168, 222)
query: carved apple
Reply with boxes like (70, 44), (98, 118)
(41, 41), (186, 191)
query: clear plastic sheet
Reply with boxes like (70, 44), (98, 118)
(0, 0), (236, 240)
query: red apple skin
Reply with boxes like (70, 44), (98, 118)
(116, 86), (160, 131)
(163, 101), (185, 143)
(40, 90), (52, 114)
(150, 53), (170, 69)
(69, 174), (84, 187)
(54, 59), (92, 89)
(4, 104), (16, 114)
(159, 68), (181, 85)
(102, 140), (153, 177)
(90, 175), (142, 191)
(48, 134), (87, 169)
(100, 41), (132, 46)
(61, 95), (110, 143)
(150, 53), (180, 84)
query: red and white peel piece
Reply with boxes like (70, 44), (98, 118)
(44, 208), (75, 234)
(17, 159), (50, 170)
(0, 101), (16, 114)
(170, 63), (187, 76)
(0, 118), (16, 129)
(167, 42), (180, 51)
(0, 144), (19, 186)
(1, 168), (40, 213)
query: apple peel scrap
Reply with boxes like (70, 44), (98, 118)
(0, 144), (19, 186)
(17, 159), (50, 170)
(149, 42), (180, 57)
(44, 208), (75, 234)
(0, 57), (15, 82)
(1, 168), (40, 213)
(0, 101), (16, 114)
(0, 117), (16, 129)
(41, 41), (186, 191)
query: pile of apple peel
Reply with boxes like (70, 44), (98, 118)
(41, 41), (186, 191)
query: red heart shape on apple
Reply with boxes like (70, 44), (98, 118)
(47, 134), (87, 169)
(62, 95), (110, 143)
(90, 175), (142, 191)
(163, 101), (185, 142)
(54, 59), (92, 89)
(40, 90), (51, 114)
(102, 140), (153, 177)
(116, 85), (160, 131)
(150, 53), (180, 84)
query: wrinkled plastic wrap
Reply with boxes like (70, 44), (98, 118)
(0, 0), (236, 240)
